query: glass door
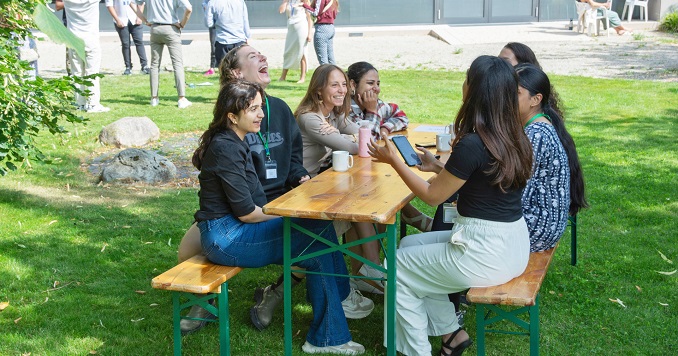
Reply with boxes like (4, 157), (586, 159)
(435, 0), (539, 24)
(435, 0), (489, 24)
(490, 0), (539, 22)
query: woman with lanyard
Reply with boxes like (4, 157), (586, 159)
(192, 79), (368, 355)
(516, 63), (588, 252)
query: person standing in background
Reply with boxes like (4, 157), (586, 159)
(205, 0), (250, 69)
(202, 0), (217, 76)
(302, 0), (338, 65)
(106, 0), (149, 75)
(278, 0), (312, 83)
(55, 0), (110, 113)
(132, 0), (193, 109)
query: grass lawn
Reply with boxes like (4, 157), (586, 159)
(0, 68), (676, 355)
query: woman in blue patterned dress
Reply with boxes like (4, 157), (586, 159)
(515, 63), (588, 251)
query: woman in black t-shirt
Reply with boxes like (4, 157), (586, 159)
(190, 80), (370, 354)
(368, 56), (533, 356)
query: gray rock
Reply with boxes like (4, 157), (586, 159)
(99, 117), (160, 148)
(100, 148), (176, 183)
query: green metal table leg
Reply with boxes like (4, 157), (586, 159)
(172, 292), (182, 356)
(570, 215), (577, 266)
(476, 303), (487, 356)
(385, 222), (397, 355)
(218, 282), (230, 356)
(283, 217), (293, 356)
(529, 295), (540, 356)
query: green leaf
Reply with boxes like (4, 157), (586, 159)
(32, 4), (87, 62)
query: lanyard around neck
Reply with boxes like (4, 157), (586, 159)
(257, 96), (271, 158)
(524, 113), (546, 128)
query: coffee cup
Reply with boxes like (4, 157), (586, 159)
(332, 151), (354, 172)
(436, 133), (452, 152)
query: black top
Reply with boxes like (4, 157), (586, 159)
(444, 133), (524, 222)
(194, 130), (267, 222)
(244, 95), (308, 201)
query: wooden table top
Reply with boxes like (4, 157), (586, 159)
(263, 125), (444, 224)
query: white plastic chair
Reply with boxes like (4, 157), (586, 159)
(575, 1), (610, 37)
(622, 0), (649, 22)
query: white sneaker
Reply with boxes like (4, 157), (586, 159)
(150, 97), (159, 107)
(302, 341), (365, 355)
(341, 288), (373, 319)
(352, 264), (385, 295)
(86, 104), (110, 113)
(177, 97), (192, 109)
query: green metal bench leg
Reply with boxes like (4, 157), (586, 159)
(171, 285), (231, 356)
(570, 215), (577, 266)
(173, 292), (182, 356)
(529, 295), (540, 356)
(218, 282), (230, 356)
(476, 303), (487, 356)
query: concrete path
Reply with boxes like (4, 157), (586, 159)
(36, 21), (677, 81)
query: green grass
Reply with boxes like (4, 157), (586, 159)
(1, 69), (677, 355)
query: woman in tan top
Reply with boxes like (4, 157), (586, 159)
(294, 63), (359, 176)
(294, 64), (385, 295)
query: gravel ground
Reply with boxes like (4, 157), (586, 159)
(37, 22), (678, 81)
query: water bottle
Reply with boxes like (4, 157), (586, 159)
(358, 126), (371, 157)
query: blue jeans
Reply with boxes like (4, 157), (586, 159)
(198, 214), (352, 347)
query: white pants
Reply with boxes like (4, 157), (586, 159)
(69, 33), (102, 107)
(386, 216), (530, 356)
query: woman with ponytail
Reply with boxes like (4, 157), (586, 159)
(515, 63), (588, 252)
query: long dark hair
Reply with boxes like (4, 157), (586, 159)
(515, 63), (588, 215)
(294, 64), (351, 118)
(504, 42), (565, 124)
(346, 61), (377, 97)
(192, 80), (265, 170)
(453, 56), (533, 192)
(503, 42), (541, 69)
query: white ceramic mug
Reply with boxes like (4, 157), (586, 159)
(332, 151), (354, 172)
(436, 133), (452, 152)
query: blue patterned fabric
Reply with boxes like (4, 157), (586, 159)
(522, 122), (571, 252)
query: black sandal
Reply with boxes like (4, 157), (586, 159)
(440, 328), (473, 356)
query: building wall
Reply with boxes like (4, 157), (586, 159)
(54, 0), (678, 32)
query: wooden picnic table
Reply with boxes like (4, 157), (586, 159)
(263, 124), (444, 355)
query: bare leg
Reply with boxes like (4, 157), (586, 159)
(278, 69), (289, 81)
(401, 203), (433, 232)
(297, 55), (307, 84)
(178, 222), (202, 262)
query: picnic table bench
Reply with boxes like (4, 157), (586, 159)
(152, 254), (243, 356)
(466, 245), (557, 356)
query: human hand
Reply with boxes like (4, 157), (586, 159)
(116, 19), (125, 28)
(307, 35), (312, 43)
(357, 90), (378, 113)
(415, 146), (441, 173)
(368, 137), (398, 166)
(379, 128), (389, 140)
(299, 175), (311, 184)
(135, 17), (142, 25)
(319, 121), (339, 135)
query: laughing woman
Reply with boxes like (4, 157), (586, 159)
(193, 79), (367, 355)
